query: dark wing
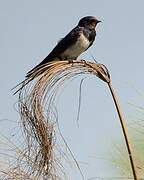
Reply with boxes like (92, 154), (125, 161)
(26, 26), (84, 77)
(47, 26), (84, 60)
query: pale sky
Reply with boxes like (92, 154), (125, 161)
(0, 0), (144, 179)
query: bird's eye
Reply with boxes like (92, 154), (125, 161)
(89, 19), (96, 27)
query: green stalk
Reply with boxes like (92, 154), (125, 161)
(108, 81), (138, 180)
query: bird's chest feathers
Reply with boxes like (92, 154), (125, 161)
(62, 33), (90, 59)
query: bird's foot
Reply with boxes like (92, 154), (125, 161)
(68, 59), (74, 66)
(81, 59), (87, 66)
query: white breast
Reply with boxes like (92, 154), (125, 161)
(61, 33), (90, 59)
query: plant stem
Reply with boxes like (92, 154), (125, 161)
(108, 81), (138, 180)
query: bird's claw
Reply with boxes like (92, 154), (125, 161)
(81, 59), (87, 66)
(68, 60), (74, 66)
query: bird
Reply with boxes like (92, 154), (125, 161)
(26, 16), (101, 77)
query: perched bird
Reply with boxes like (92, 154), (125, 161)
(27, 16), (101, 77)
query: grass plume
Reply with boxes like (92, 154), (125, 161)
(6, 59), (138, 179)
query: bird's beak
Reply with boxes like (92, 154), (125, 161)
(97, 20), (102, 23)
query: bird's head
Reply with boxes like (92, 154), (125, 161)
(78, 16), (101, 29)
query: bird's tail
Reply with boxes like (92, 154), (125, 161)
(26, 54), (57, 78)
(26, 63), (49, 79)
(26, 52), (60, 78)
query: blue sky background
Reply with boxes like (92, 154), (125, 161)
(0, 0), (144, 179)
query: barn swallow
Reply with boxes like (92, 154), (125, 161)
(27, 16), (101, 77)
